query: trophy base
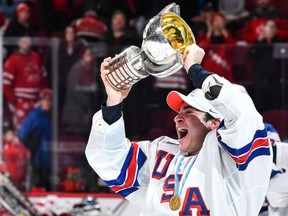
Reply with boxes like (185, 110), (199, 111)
(107, 46), (149, 90)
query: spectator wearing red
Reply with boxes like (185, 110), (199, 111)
(241, 0), (288, 43)
(200, 12), (236, 46)
(3, 36), (48, 130)
(3, 3), (35, 37)
(73, 10), (107, 43)
(2, 119), (30, 190)
(199, 12), (235, 82)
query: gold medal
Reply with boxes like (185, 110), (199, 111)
(169, 195), (181, 211)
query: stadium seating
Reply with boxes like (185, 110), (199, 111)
(262, 109), (288, 141)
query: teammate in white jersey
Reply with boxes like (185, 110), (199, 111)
(85, 44), (273, 215)
(267, 139), (288, 216)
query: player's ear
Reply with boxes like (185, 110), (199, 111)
(206, 118), (221, 131)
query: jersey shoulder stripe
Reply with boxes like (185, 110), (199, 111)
(104, 142), (147, 197)
(216, 123), (270, 171)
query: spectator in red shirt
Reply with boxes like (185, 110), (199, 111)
(200, 12), (236, 46)
(241, 0), (288, 43)
(199, 12), (235, 82)
(3, 36), (48, 130)
(73, 10), (107, 44)
(2, 119), (30, 190)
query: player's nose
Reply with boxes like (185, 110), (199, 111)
(174, 113), (184, 123)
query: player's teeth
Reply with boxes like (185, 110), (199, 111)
(179, 128), (187, 132)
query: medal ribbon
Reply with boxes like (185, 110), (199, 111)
(174, 152), (198, 197)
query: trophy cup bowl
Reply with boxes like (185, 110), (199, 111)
(106, 3), (196, 90)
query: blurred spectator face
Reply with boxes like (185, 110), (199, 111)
(264, 20), (277, 39)
(18, 37), (31, 53)
(82, 49), (93, 63)
(212, 14), (225, 30)
(4, 130), (14, 143)
(41, 98), (52, 111)
(257, 0), (270, 9)
(16, 3), (31, 23)
(65, 26), (75, 43)
(112, 12), (126, 32)
(18, 10), (30, 23)
(40, 88), (52, 111)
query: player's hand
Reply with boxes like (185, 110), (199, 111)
(183, 44), (205, 71)
(100, 57), (132, 106)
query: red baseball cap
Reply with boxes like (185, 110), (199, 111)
(39, 88), (53, 100)
(166, 89), (221, 119)
(16, 3), (30, 16)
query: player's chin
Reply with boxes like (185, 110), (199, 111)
(178, 139), (189, 152)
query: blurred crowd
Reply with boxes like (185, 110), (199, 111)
(0, 0), (288, 193)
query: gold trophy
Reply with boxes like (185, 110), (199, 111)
(106, 3), (196, 90)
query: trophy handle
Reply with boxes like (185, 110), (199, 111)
(106, 46), (149, 90)
(158, 2), (180, 15)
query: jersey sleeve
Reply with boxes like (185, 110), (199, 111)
(3, 56), (16, 103)
(85, 110), (150, 208)
(201, 74), (273, 215)
(17, 110), (36, 140)
(202, 74), (271, 171)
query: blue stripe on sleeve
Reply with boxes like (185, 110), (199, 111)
(237, 147), (271, 171)
(104, 144), (147, 197)
(218, 128), (268, 156)
(104, 145), (134, 186)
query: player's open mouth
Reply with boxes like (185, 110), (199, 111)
(177, 127), (188, 140)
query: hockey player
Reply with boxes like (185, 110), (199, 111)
(267, 139), (288, 216)
(86, 44), (273, 215)
(266, 168), (288, 216)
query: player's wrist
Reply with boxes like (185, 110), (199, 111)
(106, 97), (123, 107)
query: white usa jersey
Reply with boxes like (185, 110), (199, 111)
(267, 171), (288, 216)
(266, 142), (288, 216)
(86, 75), (273, 216)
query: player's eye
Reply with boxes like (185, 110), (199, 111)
(185, 110), (194, 115)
